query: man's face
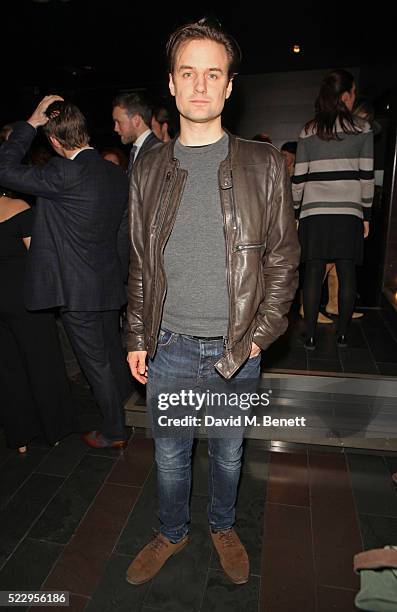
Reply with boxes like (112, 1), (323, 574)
(112, 106), (137, 144)
(169, 38), (233, 126)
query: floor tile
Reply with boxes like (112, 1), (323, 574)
(86, 553), (151, 612)
(317, 585), (357, 612)
(190, 492), (213, 527)
(358, 513), (397, 550)
(307, 358), (342, 373)
(0, 447), (51, 509)
(107, 432), (154, 487)
(380, 307), (397, 342)
(0, 473), (64, 568)
(202, 570), (260, 612)
(0, 538), (63, 590)
(68, 594), (90, 612)
(191, 440), (209, 498)
(266, 450), (309, 507)
(311, 325), (340, 360)
(210, 473), (266, 576)
(385, 455), (397, 477)
(29, 455), (116, 544)
(116, 468), (158, 556)
(347, 453), (397, 516)
(36, 433), (88, 477)
(340, 322), (368, 349)
(264, 346), (308, 371)
(377, 362), (397, 376)
(361, 312), (397, 363)
(42, 483), (140, 597)
(260, 503), (315, 612)
(309, 451), (361, 590)
(241, 443), (269, 480)
(338, 348), (378, 375)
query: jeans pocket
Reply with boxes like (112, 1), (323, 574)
(157, 329), (174, 348)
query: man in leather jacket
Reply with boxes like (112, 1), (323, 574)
(124, 18), (300, 587)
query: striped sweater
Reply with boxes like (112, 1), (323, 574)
(292, 118), (374, 221)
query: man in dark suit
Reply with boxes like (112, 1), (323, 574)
(0, 95), (133, 449)
(112, 93), (162, 281)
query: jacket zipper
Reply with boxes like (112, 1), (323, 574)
(233, 242), (266, 252)
(230, 170), (237, 230)
(151, 163), (186, 341)
(219, 165), (236, 352)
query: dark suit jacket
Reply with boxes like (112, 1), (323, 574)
(118, 131), (162, 281)
(0, 122), (129, 311)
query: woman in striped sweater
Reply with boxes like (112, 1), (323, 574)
(292, 69), (374, 350)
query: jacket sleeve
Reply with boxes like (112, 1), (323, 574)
(252, 159), (301, 351)
(0, 122), (65, 198)
(125, 167), (146, 351)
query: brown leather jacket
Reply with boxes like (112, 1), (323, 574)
(126, 132), (300, 379)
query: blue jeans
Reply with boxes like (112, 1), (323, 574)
(147, 329), (261, 543)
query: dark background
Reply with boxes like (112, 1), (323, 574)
(2, 0), (396, 138)
(2, 1), (396, 308)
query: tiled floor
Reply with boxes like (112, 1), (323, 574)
(1, 303), (396, 611)
(264, 302), (397, 377)
(1, 372), (397, 612)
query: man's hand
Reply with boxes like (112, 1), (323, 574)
(364, 221), (370, 238)
(249, 342), (261, 358)
(27, 95), (64, 129)
(127, 350), (148, 384)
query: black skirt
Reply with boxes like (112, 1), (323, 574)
(298, 214), (364, 264)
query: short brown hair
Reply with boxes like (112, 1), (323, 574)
(42, 101), (89, 149)
(166, 17), (241, 79)
(112, 92), (152, 127)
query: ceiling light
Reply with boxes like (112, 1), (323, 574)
(293, 44), (301, 54)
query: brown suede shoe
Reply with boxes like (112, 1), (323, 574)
(211, 528), (249, 584)
(126, 533), (188, 585)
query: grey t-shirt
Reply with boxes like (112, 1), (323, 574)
(162, 133), (229, 336)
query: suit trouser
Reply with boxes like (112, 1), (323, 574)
(60, 309), (132, 440)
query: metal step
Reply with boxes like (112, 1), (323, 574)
(124, 372), (397, 451)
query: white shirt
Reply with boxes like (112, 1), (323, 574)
(70, 146), (94, 160)
(134, 129), (152, 157)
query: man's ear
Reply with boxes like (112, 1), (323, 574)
(169, 74), (175, 97)
(225, 78), (233, 100)
(49, 136), (60, 149)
